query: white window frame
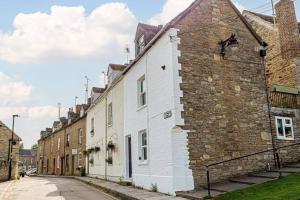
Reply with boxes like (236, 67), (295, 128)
(57, 156), (60, 168)
(67, 134), (70, 146)
(58, 138), (60, 150)
(91, 118), (95, 137)
(275, 116), (294, 140)
(78, 128), (83, 145)
(108, 103), (113, 126)
(137, 75), (146, 108)
(78, 153), (82, 167)
(138, 35), (145, 52)
(138, 130), (148, 164)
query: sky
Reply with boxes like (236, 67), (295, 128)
(0, 0), (299, 148)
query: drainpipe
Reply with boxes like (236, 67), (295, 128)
(260, 45), (277, 167)
(63, 129), (66, 175)
(105, 97), (108, 180)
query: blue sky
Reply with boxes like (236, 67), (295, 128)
(0, 0), (299, 148)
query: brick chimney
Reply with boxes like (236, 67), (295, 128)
(275, 0), (300, 58)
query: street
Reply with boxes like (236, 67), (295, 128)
(0, 177), (119, 200)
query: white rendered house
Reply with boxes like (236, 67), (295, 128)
(86, 64), (125, 182)
(123, 24), (194, 194)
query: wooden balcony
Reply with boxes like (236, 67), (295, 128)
(269, 92), (300, 109)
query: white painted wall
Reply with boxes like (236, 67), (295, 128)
(86, 79), (124, 181)
(123, 28), (194, 195)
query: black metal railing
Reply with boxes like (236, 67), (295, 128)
(205, 142), (300, 197)
(270, 92), (300, 109)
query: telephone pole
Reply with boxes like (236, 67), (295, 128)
(85, 76), (91, 104)
(58, 103), (61, 119)
(8, 114), (19, 180)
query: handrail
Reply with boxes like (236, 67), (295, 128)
(205, 142), (300, 197)
(206, 142), (300, 168)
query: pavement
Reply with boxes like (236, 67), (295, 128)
(74, 176), (187, 200)
(0, 176), (119, 200)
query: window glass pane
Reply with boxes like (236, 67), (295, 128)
(285, 119), (291, 125)
(142, 132), (147, 145)
(277, 118), (284, 136)
(143, 147), (147, 160)
(285, 126), (293, 138)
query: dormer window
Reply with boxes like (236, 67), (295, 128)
(137, 35), (145, 55)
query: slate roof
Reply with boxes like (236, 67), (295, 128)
(123, 0), (265, 75)
(109, 64), (127, 71)
(243, 10), (300, 28)
(92, 87), (106, 94)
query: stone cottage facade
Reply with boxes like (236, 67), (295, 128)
(0, 121), (21, 181)
(37, 105), (87, 176)
(243, 0), (300, 165)
(19, 149), (37, 171)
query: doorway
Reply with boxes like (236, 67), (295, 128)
(53, 158), (56, 175)
(126, 136), (132, 179)
(71, 155), (75, 175)
(60, 157), (64, 175)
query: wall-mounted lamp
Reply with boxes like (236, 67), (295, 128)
(161, 65), (166, 70)
(219, 34), (239, 58)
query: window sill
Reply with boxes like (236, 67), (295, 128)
(137, 105), (147, 112)
(138, 161), (149, 166)
(276, 137), (295, 141)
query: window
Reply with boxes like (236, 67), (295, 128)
(78, 153), (82, 167)
(78, 128), (83, 145)
(57, 156), (60, 168)
(66, 134), (70, 147)
(137, 75), (146, 108)
(108, 103), (113, 126)
(136, 35), (145, 55)
(91, 118), (95, 136)
(107, 148), (113, 165)
(275, 116), (294, 140)
(138, 130), (148, 162)
(51, 140), (53, 152)
(58, 138), (60, 150)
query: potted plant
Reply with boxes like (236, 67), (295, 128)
(80, 167), (86, 177)
(89, 157), (94, 165)
(95, 146), (100, 152)
(83, 150), (88, 155)
(105, 157), (113, 164)
(107, 141), (115, 150)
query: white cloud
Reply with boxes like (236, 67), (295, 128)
(28, 106), (59, 119)
(0, 3), (137, 64)
(0, 72), (32, 106)
(0, 72), (61, 120)
(149, 0), (194, 25)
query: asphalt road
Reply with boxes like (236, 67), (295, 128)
(0, 177), (119, 200)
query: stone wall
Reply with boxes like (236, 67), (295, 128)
(37, 116), (86, 176)
(176, 0), (273, 187)
(271, 107), (300, 164)
(243, 11), (297, 88)
(0, 122), (20, 181)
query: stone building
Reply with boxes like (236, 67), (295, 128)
(0, 121), (21, 181)
(37, 105), (88, 176)
(243, 0), (300, 165)
(120, 0), (273, 194)
(19, 149), (37, 171)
